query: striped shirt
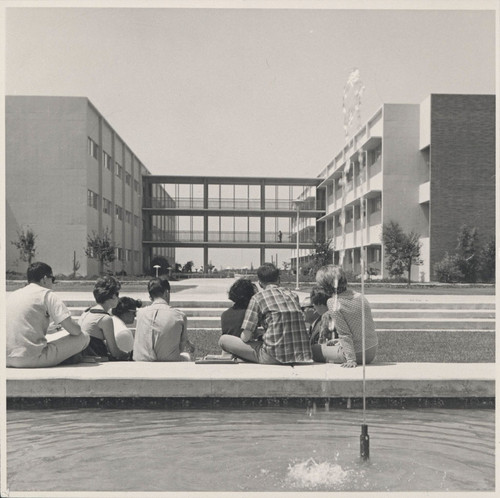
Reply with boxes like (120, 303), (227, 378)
(242, 284), (313, 364)
(325, 290), (378, 363)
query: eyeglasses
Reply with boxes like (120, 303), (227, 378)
(46, 275), (56, 283)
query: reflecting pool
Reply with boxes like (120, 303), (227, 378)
(7, 407), (494, 492)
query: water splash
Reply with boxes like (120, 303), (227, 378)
(286, 457), (352, 489)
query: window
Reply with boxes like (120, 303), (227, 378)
(103, 151), (112, 170)
(115, 162), (122, 179)
(134, 179), (139, 193)
(115, 247), (124, 261)
(115, 205), (123, 221)
(371, 197), (382, 213)
(134, 215), (139, 227)
(126, 249), (132, 262)
(87, 138), (98, 159)
(87, 190), (98, 209)
(102, 198), (112, 215)
(125, 172), (131, 186)
(125, 210), (132, 224)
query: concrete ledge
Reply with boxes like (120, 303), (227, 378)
(6, 362), (495, 399)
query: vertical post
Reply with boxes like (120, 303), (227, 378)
(295, 202), (300, 290)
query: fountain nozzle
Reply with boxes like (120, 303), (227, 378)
(360, 424), (370, 461)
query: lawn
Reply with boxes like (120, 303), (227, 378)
(190, 329), (495, 363)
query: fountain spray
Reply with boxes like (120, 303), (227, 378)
(359, 192), (369, 461)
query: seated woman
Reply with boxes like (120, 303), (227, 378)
(111, 297), (142, 354)
(315, 265), (378, 368)
(303, 286), (338, 362)
(79, 276), (130, 361)
(220, 278), (257, 337)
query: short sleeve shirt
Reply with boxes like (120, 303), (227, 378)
(7, 283), (72, 358)
(242, 285), (312, 364)
(133, 299), (188, 361)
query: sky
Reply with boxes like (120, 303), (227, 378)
(4, 1), (496, 269)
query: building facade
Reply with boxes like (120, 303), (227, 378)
(316, 94), (495, 281)
(6, 96), (174, 277)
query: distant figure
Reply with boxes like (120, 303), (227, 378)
(7, 262), (89, 367)
(278, 230), (283, 243)
(133, 276), (195, 361)
(221, 278), (257, 337)
(315, 265), (378, 367)
(79, 276), (130, 360)
(219, 263), (313, 364)
(111, 297), (142, 353)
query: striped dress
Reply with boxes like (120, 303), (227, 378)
(325, 290), (378, 363)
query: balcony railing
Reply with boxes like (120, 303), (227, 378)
(145, 230), (317, 243)
(146, 197), (325, 211)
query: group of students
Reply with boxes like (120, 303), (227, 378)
(6, 261), (194, 368)
(218, 263), (378, 367)
(6, 261), (377, 369)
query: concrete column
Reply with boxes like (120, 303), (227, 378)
(203, 180), (208, 270)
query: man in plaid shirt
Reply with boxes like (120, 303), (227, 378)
(219, 263), (313, 364)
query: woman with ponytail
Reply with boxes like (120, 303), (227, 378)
(314, 265), (378, 367)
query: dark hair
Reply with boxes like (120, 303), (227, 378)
(27, 262), (53, 283)
(93, 275), (121, 304)
(148, 276), (171, 299)
(228, 278), (256, 309)
(257, 263), (280, 284)
(310, 286), (330, 306)
(112, 297), (142, 319)
(315, 265), (348, 295)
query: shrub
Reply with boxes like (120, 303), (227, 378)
(478, 239), (495, 282)
(434, 252), (464, 283)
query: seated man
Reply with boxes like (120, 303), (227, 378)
(7, 262), (90, 368)
(133, 276), (195, 362)
(219, 263), (313, 365)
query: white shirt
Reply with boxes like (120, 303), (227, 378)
(7, 283), (71, 358)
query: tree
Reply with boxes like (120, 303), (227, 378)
(434, 252), (464, 283)
(382, 221), (422, 286)
(85, 228), (116, 275)
(11, 227), (37, 265)
(456, 225), (479, 283)
(478, 239), (495, 282)
(304, 237), (334, 276)
(182, 260), (194, 273)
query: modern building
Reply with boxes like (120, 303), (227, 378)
(142, 175), (323, 269)
(6, 93), (494, 280)
(316, 94), (495, 281)
(6, 95), (174, 277)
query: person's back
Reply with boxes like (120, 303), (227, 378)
(133, 276), (194, 362)
(7, 283), (56, 358)
(133, 301), (186, 361)
(219, 263), (312, 364)
(7, 262), (89, 368)
(244, 284), (311, 363)
(221, 278), (257, 337)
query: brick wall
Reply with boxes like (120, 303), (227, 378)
(429, 94), (495, 276)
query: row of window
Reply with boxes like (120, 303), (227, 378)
(115, 248), (140, 262)
(88, 138), (141, 193)
(87, 190), (139, 227)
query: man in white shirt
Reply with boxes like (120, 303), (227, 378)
(133, 276), (195, 361)
(7, 262), (90, 367)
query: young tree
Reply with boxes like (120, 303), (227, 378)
(85, 228), (116, 275)
(478, 239), (495, 282)
(304, 237), (334, 275)
(456, 224), (479, 282)
(11, 227), (37, 265)
(382, 221), (422, 286)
